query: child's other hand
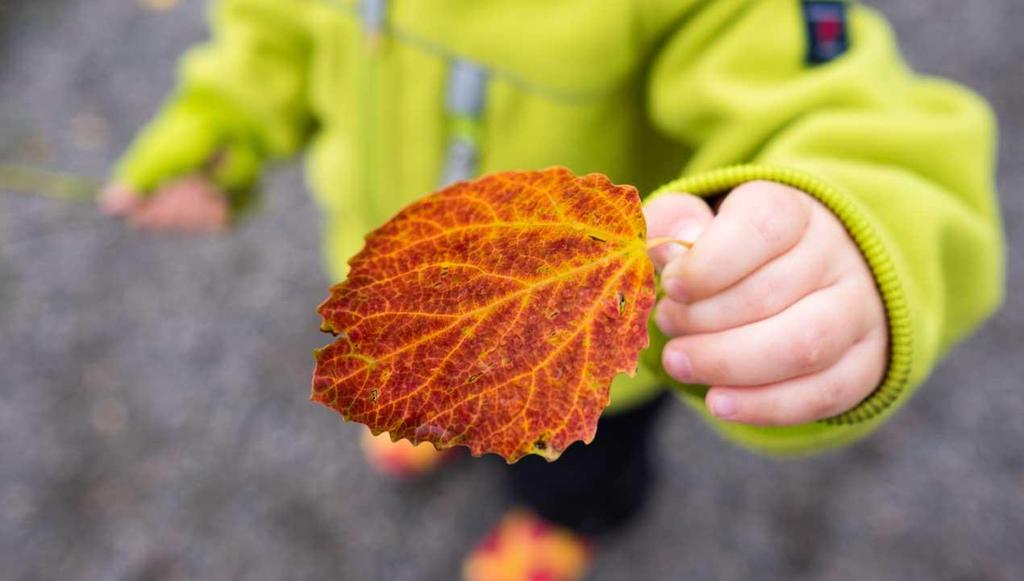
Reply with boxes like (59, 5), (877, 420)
(99, 176), (229, 234)
(643, 182), (888, 426)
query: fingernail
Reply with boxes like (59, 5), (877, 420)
(709, 394), (737, 419)
(663, 349), (692, 382)
(663, 220), (704, 263)
(654, 303), (676, 336)
(663, 276), (687, 302)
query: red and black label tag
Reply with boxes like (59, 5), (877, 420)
(804, 1), (849, 65)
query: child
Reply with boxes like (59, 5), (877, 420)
(100, 1), (1004, 579)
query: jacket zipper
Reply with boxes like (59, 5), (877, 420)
(359, 0), (388, 222)
(439, 59), (488, 187)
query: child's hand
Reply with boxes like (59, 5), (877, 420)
(644, 182), (888, 426)
(99, 176), (229, 234)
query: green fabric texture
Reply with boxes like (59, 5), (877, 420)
(115, 0), (1003, 455)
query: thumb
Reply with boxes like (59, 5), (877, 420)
(642, 192), (714, 271)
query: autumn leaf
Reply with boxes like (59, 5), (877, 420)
(312, 167), (656, 462)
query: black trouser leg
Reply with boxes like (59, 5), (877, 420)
(505, 391), (671, 537)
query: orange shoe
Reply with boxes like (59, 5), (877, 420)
(463, 509), (593, 581)
(359, 428), (457, 479)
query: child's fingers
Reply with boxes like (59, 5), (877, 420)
(189, 201), (228, 234)
(661, 279), (870, 387)
(98, 184), (142, 215)
(126, 180), (227, 234)
(127, 199), (172, 230)
(662, 181), (811, 303)
(655, 206), (845, 336)
(166, 178), (228, 233)
(642, 193), (713, 271)
(703, 332), (888, 425)
(653, 298), (689, 337)
(128, 186), (185, 230)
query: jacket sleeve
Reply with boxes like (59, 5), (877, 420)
(641, 0), (1005, 454)
(115, 0), (314, 213)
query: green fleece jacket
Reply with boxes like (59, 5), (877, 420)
(116, 0), (1004, 455)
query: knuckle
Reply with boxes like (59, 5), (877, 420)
(748, 208), (791, 249)
(743, 277), (788, 321)
(729, 182), (808, 249)
(757, 181), (806, 212)
(791, 319), (834, 372)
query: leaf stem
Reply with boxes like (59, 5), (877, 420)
(645, 237), (693, 251)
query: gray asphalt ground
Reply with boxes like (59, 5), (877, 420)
(1, 1), (1022, 580)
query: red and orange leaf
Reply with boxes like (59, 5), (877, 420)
(311, 167), (655, 462)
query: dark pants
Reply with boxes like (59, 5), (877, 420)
(506, 391), (671, 537)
